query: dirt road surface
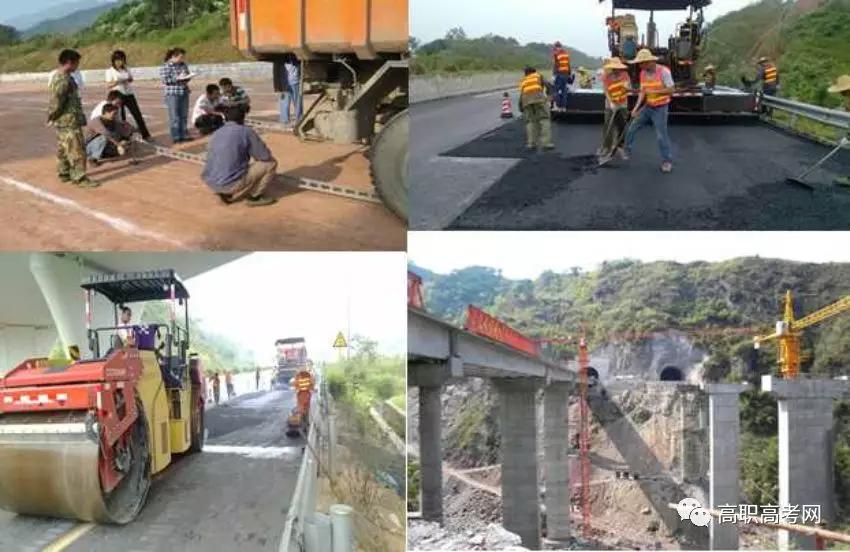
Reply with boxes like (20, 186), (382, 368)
(0, 387), (303, 552)
(0, 80), (405, 250)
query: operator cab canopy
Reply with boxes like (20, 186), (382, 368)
(609, 0), (711, 9)
(81, 269), (189, 304)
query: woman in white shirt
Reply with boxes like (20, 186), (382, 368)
(106, 50), (151, 140)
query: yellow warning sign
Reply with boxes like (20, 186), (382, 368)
(333, 332), (348, 348)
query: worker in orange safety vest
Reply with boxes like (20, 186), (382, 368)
(622, 48), (675, 173)
(755, 56), (779, 97)
(519, 66), (554, 151)
(551, 41), (572, 110)
(292, 367), (315, 418)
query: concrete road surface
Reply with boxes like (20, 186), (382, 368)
(411, 90), (850, 230)
(0, 81), (404, 250)
(0, 387), (303, 552)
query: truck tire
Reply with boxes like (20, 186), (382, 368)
(371, 109), (408, 221)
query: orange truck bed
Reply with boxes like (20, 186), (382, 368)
(230, 0), (408, 59)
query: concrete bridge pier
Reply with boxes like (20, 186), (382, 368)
(762, 376), (845, 550)
(495, 378), (542, 550)
(703, 383), (747, 550)
(542, 381), (571, 547)
(409, 362), (450, 524)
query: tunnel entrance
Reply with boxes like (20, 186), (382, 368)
(659, 366), (683, 381)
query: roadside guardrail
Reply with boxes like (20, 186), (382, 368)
(761, 95), (850, 144)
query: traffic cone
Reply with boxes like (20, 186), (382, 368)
(501, 94), (514, 119)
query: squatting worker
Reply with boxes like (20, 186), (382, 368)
(219, 78), (251, 113)
(85, 104), (136, 166)
(622, 48), (675, 174)
(193, 84), (225, 136)
(829, 74), (850, 187)
(90, 90), (126, 123)
(201, 105), (278, 207)
(48, 49), (96, 188)
(598, 57), (631, 164)
(519, 66), (555, 151)
(106, 50), (151, 140)
(160, 47), (193, 143)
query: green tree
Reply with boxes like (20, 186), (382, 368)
(0, 24), (19, 46)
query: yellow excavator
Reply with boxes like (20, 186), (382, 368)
(754, 290), (850, 379)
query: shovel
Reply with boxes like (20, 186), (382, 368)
(786, 138), (848, 190)
(597, 108), (633, 167)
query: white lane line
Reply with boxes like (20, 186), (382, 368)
(203, 445), (302, 458)
(0, 175), (187, 248)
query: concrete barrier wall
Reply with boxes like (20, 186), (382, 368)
(0, 61), (274, 84)
(410, 71), (517, 104)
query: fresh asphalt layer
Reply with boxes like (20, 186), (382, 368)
(410, 90), (850, 230)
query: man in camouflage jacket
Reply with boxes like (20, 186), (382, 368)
(48, 49), (96, 187)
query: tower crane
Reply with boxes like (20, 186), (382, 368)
(754, 290), (850, 379)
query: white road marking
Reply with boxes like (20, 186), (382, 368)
(0, 175), (188, 248)
(203, 445), (301, 459)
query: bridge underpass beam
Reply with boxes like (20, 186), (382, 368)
(703, 383), (747, 550)
(762, 376), (842, 551)
(542, 381), (571, 546)
(409, 362), (451, 524)
(495, 377), (542, 550)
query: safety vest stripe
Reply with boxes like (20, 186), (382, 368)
(640, 67), (671, 107)
(765, 65), (778, 85)
(520, 74), (544, 96)
(607, 78), (629, 105)
(556, 52), (571, 73)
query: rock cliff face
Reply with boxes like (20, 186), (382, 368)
(588, 332), (708, 384)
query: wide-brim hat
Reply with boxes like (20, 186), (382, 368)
(629, 48), (659, 64)
(757, 56), (770, 64)
(603, 57), (628, 70)
(703, 64), (716, 72)
(828, 74), (850, 93)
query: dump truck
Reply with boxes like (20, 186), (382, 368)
(230, 0), (409, 219)
(564, 0), (755, 117)
(0, 270), (205, 523)
(272, 337), (308, 389)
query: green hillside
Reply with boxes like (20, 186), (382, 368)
(410, 257), (850, 378)
(0, 0), (244, 73)
(410, 29), (602, 75)
(701, 0), (850, 107)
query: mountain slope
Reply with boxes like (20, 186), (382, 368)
(411, 257), (850, 378)
(701, 0), (850, 106)
(22, 2), (122, 38)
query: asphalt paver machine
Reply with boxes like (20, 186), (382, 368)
(0, 270), (206, 523)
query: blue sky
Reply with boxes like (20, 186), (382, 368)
(412, 0), (759, 57)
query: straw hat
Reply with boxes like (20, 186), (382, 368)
(828, 75), (850, 94)
(603, 57), (628, 70)
(703, 64), (716, 73)
(757, 56), (770, 64)
(629, 48), (659, 64)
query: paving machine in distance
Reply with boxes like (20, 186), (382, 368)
(564, 0), (755, 117)
(272, 337), (308, 389)
(230, 0), (409, 219)
(0, 270), (205, 524)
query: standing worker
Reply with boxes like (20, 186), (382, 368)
(622, 49), (675, 173)
(755, 56), (779, 97)
(519, 66), (555, 151)
(255, 366), (261, 390)
(225, 371), (235, 400)
(551, 41), (572, 110)
(279, 54), (303, 126)
(702, 65), (716, 89)
(293, 366), (315, 423)
(160, 47), (194, 144)
(598, 57), (631, 165)
(828, 75), (850, 187)
(106, 50), (152, 141)
(48, 49), (96, 188)
(211, 372), (221, 405)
